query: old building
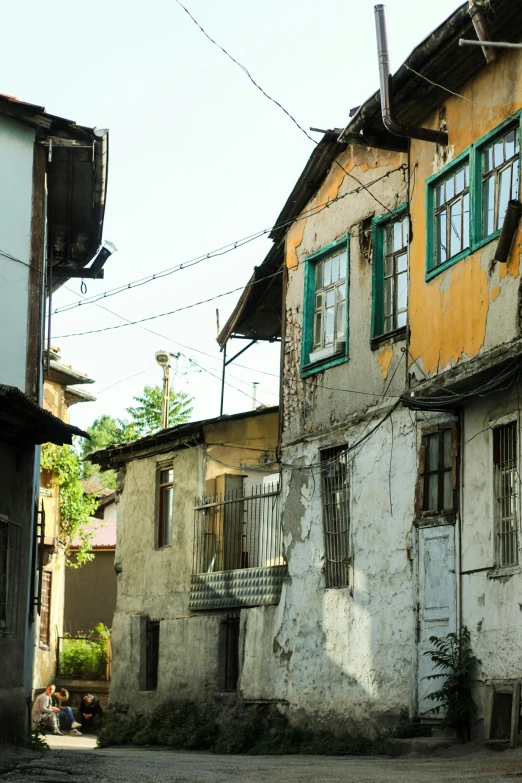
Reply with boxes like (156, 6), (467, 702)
(89, 407), (281, 709)
(0, 94), (111, 742)
(33, 349), (97, 690)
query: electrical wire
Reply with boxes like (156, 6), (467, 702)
(53, 164), (407, 316)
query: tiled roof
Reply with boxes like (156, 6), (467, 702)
(70, 517), (116, 550)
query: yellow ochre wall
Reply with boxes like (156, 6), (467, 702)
(204, 410), (279, 483)
(409, 48), (522, 378)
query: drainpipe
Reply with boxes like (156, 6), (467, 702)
(493, 200), (522, 264)
(374, 5), (448, 146)
(468, 0), (497, 64)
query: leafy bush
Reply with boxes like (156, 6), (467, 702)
(25, 728), (50, 752)
(59, 624), (110, 678)
(98, 702), (387, 756)
(423, 625), (478, 741)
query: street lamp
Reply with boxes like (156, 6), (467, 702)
(155, 351), (179, 429)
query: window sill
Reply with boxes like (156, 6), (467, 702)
(300, 352), (348, 378)
(415, 513), (456, 528)
(426, 248), (471, 281)
(473, 230), (501, 253)
(488, 565), (520, 579)
(156, 544), (172, 550)
(39, 643), (50, 651)
(370, 327), (406, 351)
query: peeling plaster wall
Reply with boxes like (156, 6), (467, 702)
(409, 48), (522, 380)
(109, 413), (280, 714)
(283, 144), (408, 445)
(242, 410), (417, 734)
(460, 387), (522, 729)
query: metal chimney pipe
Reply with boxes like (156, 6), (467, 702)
(493, 200), (522, 264)
(374, 5), (448, 146)
(468, 0), (497, 64)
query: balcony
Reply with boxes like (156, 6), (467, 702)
(189, 481), (286, 611)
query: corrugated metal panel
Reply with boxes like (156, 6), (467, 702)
(189, 565), (287, 611)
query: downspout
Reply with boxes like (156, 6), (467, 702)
(374, 5), (448, 146)
(468, 0), (497, 64)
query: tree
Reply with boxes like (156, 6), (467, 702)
(125, 385), (193, 438)
(41, 444), (99, 567)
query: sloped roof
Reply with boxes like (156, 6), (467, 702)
(0, 384), (88, 446)
(70, 517), (116, 550)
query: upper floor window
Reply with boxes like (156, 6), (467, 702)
(418, 426), (458, 516)
(433, 161), (470, 271)
(301, 236), (349, 377)
(372, 207), (408, 340)
(158, 466), (173, 548)
(480, 125), (520, 239)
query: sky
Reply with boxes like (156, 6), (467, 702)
(3, 0), (462, 431)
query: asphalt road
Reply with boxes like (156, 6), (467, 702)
(2, 739), (522, 783)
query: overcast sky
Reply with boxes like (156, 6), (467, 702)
(4, 0), (462, 431)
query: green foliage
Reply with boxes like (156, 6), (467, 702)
(125, 385), (193, 438)
(392, 708), (432, 739)
(25, 728), (50, 752)
(98, 702), (387, 756)
(80, 414), (134, 488)
(423, 625), (479, 741)
(59, 624), (111, 678)
(41, 444), (98, 567)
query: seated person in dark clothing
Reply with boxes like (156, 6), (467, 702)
(79, 693), (103, 732)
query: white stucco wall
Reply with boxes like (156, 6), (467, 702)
(0, 115), (36, 392)
(239, 408), (417, 734)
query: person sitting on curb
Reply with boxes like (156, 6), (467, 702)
(52, 687), (83, 736)
(79, 693), (103, 733)
(31, 685), (63, 735)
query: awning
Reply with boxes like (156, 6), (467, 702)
(0, 384), (89, 446)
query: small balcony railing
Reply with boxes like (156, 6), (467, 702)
(189, 482), (286, 611)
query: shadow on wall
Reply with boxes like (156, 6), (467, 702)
(0, 688), (27, 744)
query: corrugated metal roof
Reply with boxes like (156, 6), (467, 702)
(0, 384), (88, 445)
(70, 517), (116, 550)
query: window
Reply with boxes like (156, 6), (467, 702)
(479, 124), (520, 240)
(221, 614), (240, 691)
(493, 422), (519, 568)
(0, 516), (22, 635)
(418, 427), (458, 515)
(301, 236), (349, 376)
(433, 161), (470, 270)
(320, 445), (350, 588)
(158, 466), (173, 547)
(40, 571), (51, 647)
(145, 618), (160, 690)
(372, 207), (409, 339)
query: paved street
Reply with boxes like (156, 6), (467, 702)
(2, 739), (522, 783)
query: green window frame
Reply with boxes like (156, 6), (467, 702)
(425, 112), (522, 280)
(372, 204), (409, 340)
(472, 113), (522, 250)
(300, 235), (349, 378)
(426, 149), (471, 280)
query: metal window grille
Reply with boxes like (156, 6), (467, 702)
(39, 571), (51, 647)
(494, 422), (519, 567)
(320, 446), (350, 588)
(383, 216), (409, 333)
(223, 614), (240, 692)
(423, 430), (454, 512)
(482, 127), (520, 237)
(192, 482), (281, 575)
(145, 619), (160, 691)
(312, 249), (347, 351)
(158, 466), (173, 548)
(434, 162), (470, 267)
(0, 516), (23, 635)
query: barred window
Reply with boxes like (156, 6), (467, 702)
(320, 445), (350, 588)
(145, 618), (160, 690)
(40, 571), (51, 647)
(493, 422), (519, 568)
(0, 517), (22, 635)
(158, 466), (173, 548)
(418, 427), (458, 515)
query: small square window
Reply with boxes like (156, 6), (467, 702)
(158, 466), (173, 547)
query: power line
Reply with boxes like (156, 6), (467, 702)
(53, 164), (406, 316)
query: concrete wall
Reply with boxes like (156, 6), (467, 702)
(64, 550), (116, 636)
(408, 47), (522, 381)
(0, 115), (36, 393)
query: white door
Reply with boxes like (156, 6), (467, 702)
(417, 525), (457, 716)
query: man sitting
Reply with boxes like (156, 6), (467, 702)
(52, 687), (83, 735)
(31, 685), (63, 735)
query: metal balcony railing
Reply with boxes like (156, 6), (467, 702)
(192, 482), (282, 575)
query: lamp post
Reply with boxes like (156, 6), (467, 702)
(155, 351), (178, 429)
